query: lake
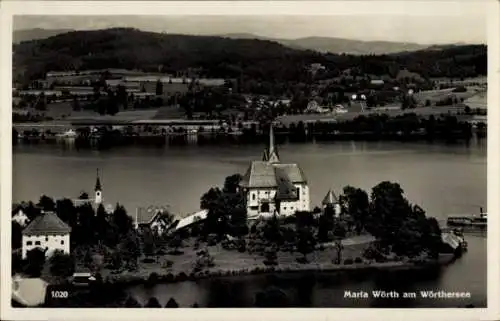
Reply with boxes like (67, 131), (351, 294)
(12, 140), (487, 307)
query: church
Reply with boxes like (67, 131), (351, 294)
(72, 169), (113, 213)
(239, 125), (310, 219)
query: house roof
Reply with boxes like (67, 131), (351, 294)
(322, 189), (339, 205)
(12, 276), (48, 307)
(135, 208), (168, 225)
(22, 212), (71, 236)
(173, 209), (209, 230)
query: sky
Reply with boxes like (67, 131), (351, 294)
(13, 14), (487, 45)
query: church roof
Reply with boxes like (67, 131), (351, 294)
(322, 189), (339, 205)
(241, 161), (277, 188)
(240, 161), (307, 189)
(274, 167), (299, 200)
(22, 212), (71, 236)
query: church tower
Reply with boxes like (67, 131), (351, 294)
(266, 124), (280, 164)
(94, 168), (103, 205)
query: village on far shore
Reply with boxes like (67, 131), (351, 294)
(11, 125), (468, 307)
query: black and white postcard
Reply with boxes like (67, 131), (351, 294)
(1, 1), (499, 321)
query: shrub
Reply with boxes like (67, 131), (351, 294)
(145, 297), (161, 308)
(167, 249), (184, 256)
(147, 272), (159, 285)
(343, 259), (353, 265)
(162, 259), (174, 268)
(354, 257), (363, 264)
(165, 273), (175, 282)
(177, 272), (188, 282)
(207, 234), (218, 246)
(296, 257), (308, 264)
(124, 296), (142, 307)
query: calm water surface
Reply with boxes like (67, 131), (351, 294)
(12, 141), (487, 307)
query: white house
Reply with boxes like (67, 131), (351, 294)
(21, 212), (71, 259)
(239, 125), (310, 219)
(133, 207), (173, 234)
(12, 209), (30, 227)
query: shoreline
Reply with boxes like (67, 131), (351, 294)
(100, 254), (457, 288)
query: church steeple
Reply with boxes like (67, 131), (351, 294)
(267, 123), (280, 163)
(94, 169), (102, 205)
(95, 168), (102, 191)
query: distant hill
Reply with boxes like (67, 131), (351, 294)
(13, 28), (73, 44)
(13, 28), (323, 83)
(221, 33), (438, 55)
(13, 28), (487, 85)
(14, 29), (459, 55)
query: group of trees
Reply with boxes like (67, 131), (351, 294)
(199, 174), (248, 238)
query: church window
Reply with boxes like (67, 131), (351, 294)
(61, 240), (64, 245)
(252, 193), (256, 201)
(46, 236), (49, 241)
(26, 241), (32, 246)
(260, 203), (270, 213)
(35, 241), (41, 246)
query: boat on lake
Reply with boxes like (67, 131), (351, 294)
(447, 207), (487, 228)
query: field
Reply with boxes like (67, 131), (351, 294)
(98, 235), (374, 282)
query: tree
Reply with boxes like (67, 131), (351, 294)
(142, 229), (156, 258)
(317, 206), (335, 242)
(112, 204), (133, 235)
(296, 228), (316, 263)
(95, 204), (109, 243)
(124, 296), (142, 307)
(24, 248), (46, 277)
(165, 297), (179, 308)
(263, 212), (281, 245)
(145, 297), (161, 308)
(368, 181), (442, 257)
(263, 247), (278, 266)
(295, 211), (315, 230)
(49, 250), (75, 277)
(333, 239), (344, 264)
(12, 222), (23, 249)
(72, 96), (81, 111)
(341, 186), (370, 234)
(223, 174), (242, 194)
(55, 198), (77, 228)
(79, 192), (89, 200)
(155, 80), (163, 96)
(37, 195), (56, 212)
(118, 232), (141, 270)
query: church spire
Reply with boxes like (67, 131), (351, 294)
(95, 168), (102, 192)
(94, 168), (103, 205)
(267, 123), (279, 163)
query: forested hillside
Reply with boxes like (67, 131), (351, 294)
(13, 28), (487, 84)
